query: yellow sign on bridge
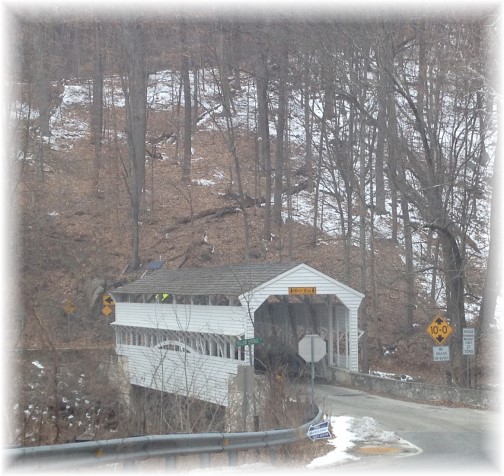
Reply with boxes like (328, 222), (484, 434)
(288, 287), (317, 295)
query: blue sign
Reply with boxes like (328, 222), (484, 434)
(307, 420), (332, 441)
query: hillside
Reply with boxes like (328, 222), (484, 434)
(10, 63), (504, 460)
(13, 68), (498, 389)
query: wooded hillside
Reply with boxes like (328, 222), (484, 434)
(7, 6), (501, 402)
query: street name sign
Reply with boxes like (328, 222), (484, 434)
(307, 420), (332, 441)
(433, 346), (450, 362)
(426, 316), (453, 344)
(236, 337), (264, 347)
(288, 287), (316, 295)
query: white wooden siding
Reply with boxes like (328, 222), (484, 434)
(117, 344), (240, 406)
(115, 303), (248, 336)
(241, 264), (363, 312)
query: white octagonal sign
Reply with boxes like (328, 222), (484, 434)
(298, 334), (326, 363)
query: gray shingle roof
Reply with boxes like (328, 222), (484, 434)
(114, 262), (301, 296)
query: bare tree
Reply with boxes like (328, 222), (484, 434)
(272, 31), (289, 228)
(253, 24), (272, 243)
(91, 19), (104, 195)
(180, 17), (192, 182)
(385, 19), (491, 384)
(118, 16), (147, 271)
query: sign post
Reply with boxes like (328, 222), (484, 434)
(298, 334), (326, 417)
(235, 336), (263, 431)
(236, 365), (254, 432)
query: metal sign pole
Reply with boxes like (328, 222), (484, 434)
(248, 343), (259, 431)
(310, 335), (315, 417)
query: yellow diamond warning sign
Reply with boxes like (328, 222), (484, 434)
(102, 305), (113, 317)
(426, 316), (453, 344)
(63, 298), (76, 315)
(102, 294), (114, 317)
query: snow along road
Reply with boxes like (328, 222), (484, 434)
(310, 383), (502, 474)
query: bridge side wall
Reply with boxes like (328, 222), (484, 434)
(330, 368), (500, 409)
(114, 303), (251, 406)
(114, 303), (248, 335)
(117, 345), (240, 406)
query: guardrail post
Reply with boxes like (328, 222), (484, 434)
(200, 452), (210, 467)
(123, 459), (136, 470)
(228, 450), (238, 466)
(165, 454), (176, 470)
(269, 447), (277, 463)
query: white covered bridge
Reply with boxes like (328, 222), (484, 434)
(111, 262), (364, 407)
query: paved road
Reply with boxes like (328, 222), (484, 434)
(310, 383), (502, 474)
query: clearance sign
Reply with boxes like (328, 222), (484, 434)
(426, 316), (453, 344)
(288, 287), (317, 295)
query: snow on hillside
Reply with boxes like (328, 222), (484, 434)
(22, 67), (494, 329)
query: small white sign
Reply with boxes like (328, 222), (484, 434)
(463, 328), (475, 336)
(433, 346), (450, 361)
(307, 420), (332, 441)
(463, 336), (475, 355)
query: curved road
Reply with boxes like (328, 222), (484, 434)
(309, 383), (502, 474)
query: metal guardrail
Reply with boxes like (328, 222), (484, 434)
(5, 408), (323, 471)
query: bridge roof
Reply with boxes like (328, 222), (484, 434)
(113, 262), (301, 296)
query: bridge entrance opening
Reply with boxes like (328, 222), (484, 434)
(253, 294), (351, 379)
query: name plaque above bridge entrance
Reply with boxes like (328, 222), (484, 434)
(288, 287), (317, 295)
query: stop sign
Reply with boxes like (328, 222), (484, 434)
(298, 334), (326, 363)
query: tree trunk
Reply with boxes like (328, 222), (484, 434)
(181, 19), (192, 182)
(400, 194), (415, 332)
(255, 51), (272, 242)
(437, 228), (467, 386)
(121, 17), (147, 270)
(91, 20), (104, 195)
(33, 22), (51, 139)
(303, 53), (314, 193)
(478, 111), (501, 331)
(378, 24), (399, 242)
(217, 19), (251, 258)
(273, 42), (288, 227)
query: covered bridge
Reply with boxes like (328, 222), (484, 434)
(111, 262), (364, 406)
